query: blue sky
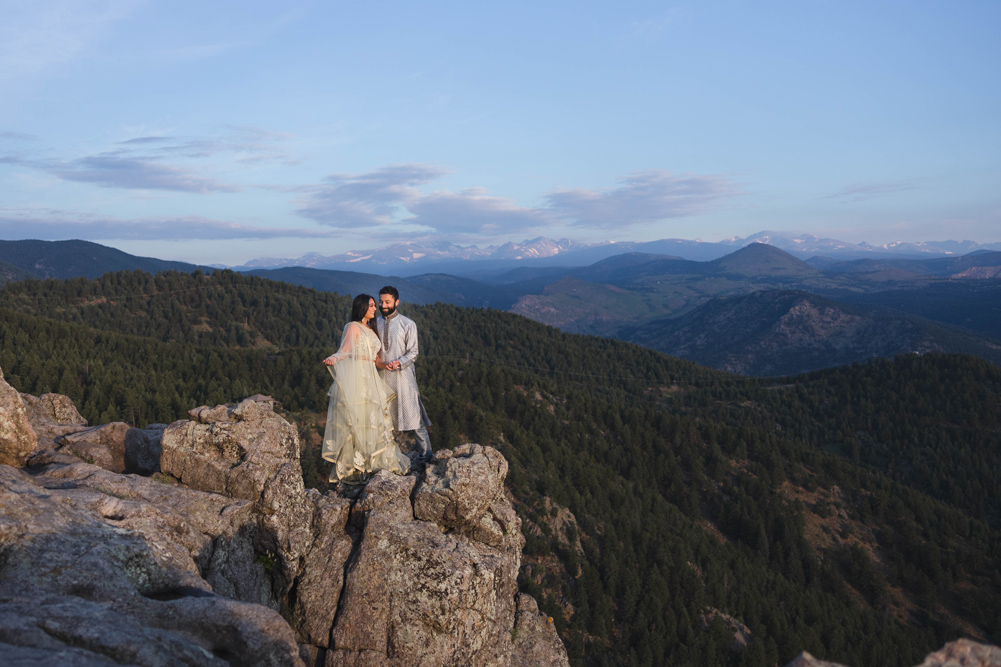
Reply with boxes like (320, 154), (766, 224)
(1, 0), (998, 265)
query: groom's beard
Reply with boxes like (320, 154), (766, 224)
(380, 306), (396, 316)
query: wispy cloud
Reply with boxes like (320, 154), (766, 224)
(0, 126), (298, 192)
(0, 209), (336, 240)
(0, 0), (139, 82)
(57, 156), (240, 193)
(296, 165), (737, 238)
(546, 170), (739, 228)
(624, 8), (692, 41)
(298, 164), (549, 238)
(406, 188), (553, 236)
(1, 154), (239, 193)
(297, 164), (448, 227)
(823, 181), (918, 202)
(116, 136), (171, 145)
(112, 126), (295, 162)
(0, 131), (38, 141)
(150, 7), (304, 67)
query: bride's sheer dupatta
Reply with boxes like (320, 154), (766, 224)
(321, 322), (407, 484)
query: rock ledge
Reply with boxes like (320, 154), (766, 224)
(0, 380), (569, 667)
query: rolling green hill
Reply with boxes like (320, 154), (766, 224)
(624, 289), (1001, 375)
(0, 258), (37, 284)
(707, 243), (822, 279)
(510, 276), (667, 336)
(817, 250), (1001, 277)
(0, 239), (202, 279)
(832, 282), (1001, 339)
(3, 269), (1000, 666)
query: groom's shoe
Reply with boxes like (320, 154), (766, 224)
(407, 451), (431, 467)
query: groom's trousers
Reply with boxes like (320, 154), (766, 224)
(411, 426), (432, 460)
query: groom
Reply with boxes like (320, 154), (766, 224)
(377, 286), (433, 463)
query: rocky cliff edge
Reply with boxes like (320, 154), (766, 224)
(0, 367), (569, 667)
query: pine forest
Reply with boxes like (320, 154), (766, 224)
(3, 269), (1000, 667)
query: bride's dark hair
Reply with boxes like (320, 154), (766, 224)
(350, 294), (379, 338)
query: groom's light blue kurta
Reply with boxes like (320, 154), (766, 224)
(376, 311), (431, 432)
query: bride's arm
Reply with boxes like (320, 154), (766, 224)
(323, 322), (362, 365)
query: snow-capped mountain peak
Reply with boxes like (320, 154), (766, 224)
(236, 233), (1001, 272)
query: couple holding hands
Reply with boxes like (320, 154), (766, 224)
(321, 286), (432, 484)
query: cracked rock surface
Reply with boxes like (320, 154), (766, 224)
(0, 367), (37, 467)
(915, 639), (1001, 667)
(0, 376), (569, 667)
(783, 640), (1001, 667)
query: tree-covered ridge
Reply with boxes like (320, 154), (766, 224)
(2, 270), (350, 349)
(3, 270), (1000, 666)
(0, 239), (202, 280)
(0, 259), (36, 285)
(624, 288), (1001, 375)
(1, 269), (724, 393)
(772, 355), (1001, 526)
(0, 308), (329, 424)
(836, 281), (1001, 340)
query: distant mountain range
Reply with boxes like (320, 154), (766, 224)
(4, 237), (1001, 376)
(238, 237), (589, 275)
(233, 231), (1001, 276)
(245, 266), (525, 310)
(502, 243), (1001, 371)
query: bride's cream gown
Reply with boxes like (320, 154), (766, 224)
(322, 321), (410, 483)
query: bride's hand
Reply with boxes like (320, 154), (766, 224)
(322, 356), (336, 366)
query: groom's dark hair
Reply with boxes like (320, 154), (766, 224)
(379, 286), (399, 300)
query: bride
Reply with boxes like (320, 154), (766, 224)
(321, 294), (410, 484)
